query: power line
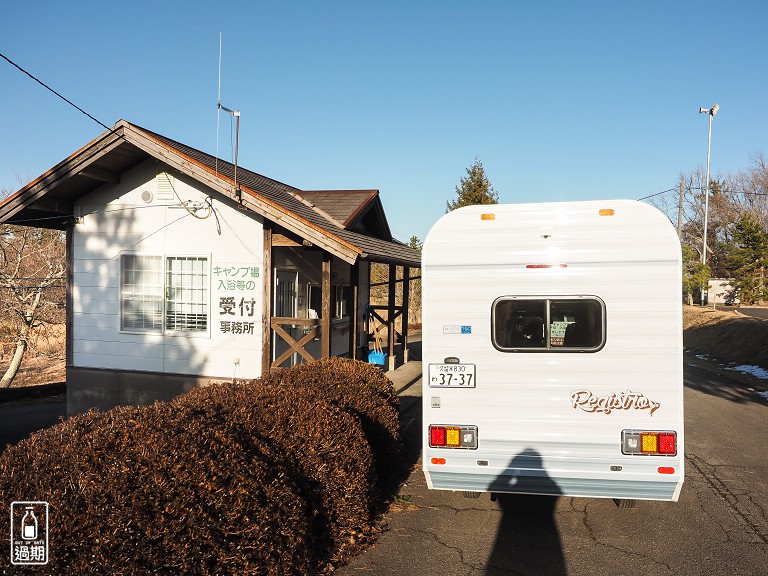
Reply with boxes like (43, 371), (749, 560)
(0, 51), (111, 131)
(638, 188), (676, 201)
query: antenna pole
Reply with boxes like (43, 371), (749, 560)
(216, 32), (222, 175)
(234, 111), (240, 200)
(215, 32), (241, 202)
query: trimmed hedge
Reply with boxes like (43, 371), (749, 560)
(0, 358), (405, 575)
(262, 357), (407, 502)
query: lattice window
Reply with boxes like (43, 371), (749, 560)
(165, 257), (208, 333)
(120, 254), (209, 334)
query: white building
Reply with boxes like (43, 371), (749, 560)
(0, 121), (420, 414)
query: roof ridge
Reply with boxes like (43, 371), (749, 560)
(126, 121), (345, 229)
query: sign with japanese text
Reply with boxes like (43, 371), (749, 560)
(213, 264), (261, 336)
(10, 501), (49, 566)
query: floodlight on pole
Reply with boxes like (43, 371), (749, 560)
(698, 103), (718, 305)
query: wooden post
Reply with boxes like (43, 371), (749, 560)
(261, 226), (272, 375)
(65, 225), (74, 367)
(402, 265), (410, 363)
(349, 260), (360, 360)
(321, 254), (332, 358)
(387, 264), (396, 370)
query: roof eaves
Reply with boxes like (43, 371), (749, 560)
(0, 125), (126, 223)
(124, 123), (364, 263)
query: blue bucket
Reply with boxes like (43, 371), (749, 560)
(368, 350), (387, 366)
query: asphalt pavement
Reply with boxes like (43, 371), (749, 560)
(341, 354), (768, 576)
(722, 305), (768, 320)
(0, 395), (67, 452)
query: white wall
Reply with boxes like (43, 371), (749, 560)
(707, 278), (737, 306)
(72, 160), (265, 379)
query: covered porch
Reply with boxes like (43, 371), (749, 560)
(263, 225), (420, 373)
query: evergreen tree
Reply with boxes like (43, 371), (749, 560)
(725, 215), (768, 304)
(446, 158), (498, 212)
(681, 244), (710, 305)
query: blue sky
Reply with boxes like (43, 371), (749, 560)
(1, 1), (766, 242)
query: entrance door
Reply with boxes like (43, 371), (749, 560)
(273, 269), (299, 367)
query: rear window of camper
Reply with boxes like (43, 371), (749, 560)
(492, 297), (605, 352)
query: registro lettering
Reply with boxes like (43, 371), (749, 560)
(570, 389), (661, 416)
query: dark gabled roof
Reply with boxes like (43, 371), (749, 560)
(0, 121), (420, 267)
(297, 190), (391, 236)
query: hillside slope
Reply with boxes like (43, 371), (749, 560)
(683, 305), (768, 370)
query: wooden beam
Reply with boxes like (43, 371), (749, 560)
(321, 254), (332, 358)
(65, 224), (74, 366)
(271, 324), (317, 366)
(271, 317), (321, 327)
(387, 264), (396, 370)
(402, 265), (410, 363)
(261, 226), (272, 376)
(29, 197), (73, 215)
(349, 260), (360, 360)
(271, 233), (302, 247)
(78, 166), (120, 184)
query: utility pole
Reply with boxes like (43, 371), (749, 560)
(698, 103), (719, 305)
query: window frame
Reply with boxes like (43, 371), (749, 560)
(491, 295), (606, 353)
(334, 284), (351, 319)
(120, 253), (211, 337)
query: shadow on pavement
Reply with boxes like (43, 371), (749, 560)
(487, 449), (566, 576)
(398, 396), (422, 471)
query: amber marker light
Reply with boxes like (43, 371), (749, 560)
(599, 208), (615, 216)
(480, 213), (496, 220)
(641, 432), (659, 454)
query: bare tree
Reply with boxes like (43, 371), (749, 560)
(0, 224), (66, 387)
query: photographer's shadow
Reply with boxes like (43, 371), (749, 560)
(486, 449), (566, 576)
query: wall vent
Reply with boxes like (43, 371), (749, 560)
(156, 172), (175, 200)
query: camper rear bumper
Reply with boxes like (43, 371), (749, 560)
(424, 470), (683, 501)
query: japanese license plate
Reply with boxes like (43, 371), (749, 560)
(428, 363), (476, 388)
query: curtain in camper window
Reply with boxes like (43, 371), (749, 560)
(492, 297), (604, 352)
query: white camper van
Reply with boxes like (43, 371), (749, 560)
(421, 200), (684, 503)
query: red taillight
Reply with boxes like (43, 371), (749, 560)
(429, 425), (478, 449)
(622, 430), (677, 456)
(430, 426), (446, 447)
(658, 433), (676, 455)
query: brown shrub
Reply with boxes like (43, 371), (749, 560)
(262, 358), (407, 502)
(0, 401), (314, 575)
(177, 380), (379, 569)
(0, 358), (403, 574)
